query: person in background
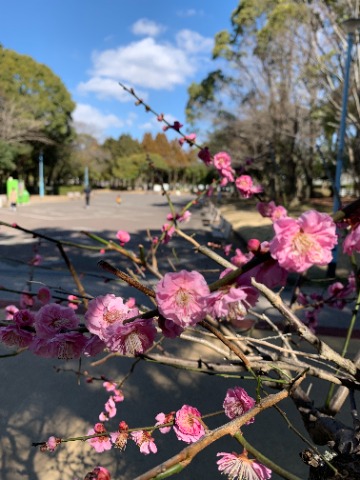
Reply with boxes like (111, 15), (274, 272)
(84, 185), (91, 208)
(116, 194), (122, 206)
(9, 187), (17, 211)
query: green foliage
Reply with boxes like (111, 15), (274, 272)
(0, 46), (75, 144)
(0, 140), (16, 173)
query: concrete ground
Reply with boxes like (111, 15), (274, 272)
(0, 191), (359, 480)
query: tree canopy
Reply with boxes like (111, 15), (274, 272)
(186, 1), (360, 202)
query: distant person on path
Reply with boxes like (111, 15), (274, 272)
(116, 194), (122, 206)
(9, 187), (17, 211)
(84, 185), (91, 208)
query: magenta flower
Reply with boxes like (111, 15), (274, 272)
(44, 436), (59, 452)
(343, 224), (360, 255)
(111, 421), (129, 451)
(35, 303), (79, 339)
(87, 423), (112, 452)
(257, 201), (287, 222)
(20, 291), (34, 309)
(156, 270), (210, 327)
(83, 334), (106, 357)
(85, 294), (139, 342)
(235, 175), (263, 198)
(105, 318), (156, 355)
(213, 151), (232, 171)
(5, 304), (19, 320)
(36, 332), (87, 359)
(131, 430), (157, 454)
(13, 309), (35, 326)
(269, 210), (337, 273)
(161, 223), (176, 244)
(37, 287), (52, 305)
(0, 324), (34, 348)
(173, 405), (205, 443)
(40, 436), (61, 453)
(116, 230), (131, 246)
(223, 387), (256, 424)
(155, 411), (175, 434)
(206, 285), (258, 324)
(67, 294), (79, 310)
(157, 316), (184, 338)
(84, 466), (111, 480)
(198, 147), (212, 166)
(217, 451), (272, 480)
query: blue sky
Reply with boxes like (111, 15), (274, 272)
(1, 1), (238, 143)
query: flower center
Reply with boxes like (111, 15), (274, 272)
(292, 231), (316, 256)
(104, 309), (122, 324)
(175, 288), (191, 307)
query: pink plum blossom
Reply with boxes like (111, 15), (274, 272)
(40, 436), (61, 452)
(131, 430), (157, 454)
(87, 423), (112, 452)
(198, 147), (212, 166)
(29, 254), (42, 266)
(155, 270), (210, 327)
(223, 387), (256, 424)
(155, 411), (175, 434)
(83, 334), (106, 357)
(37, 287), (52, 305)
(157, 316), (184, 338)
(5, 305), (19, 320)
(235, 175), (263, 198)
(161, 223), (176, 243)
(13, 309), (35, 326)
(343, 224), (360, 255)
(0, 324), (34, 348)
(20, 291), (34, 309)
(85, 294), (139, 342)
(105, 318), (156, 355)
(67, 294), (79, 310)
(116, 230), (130, 246)
(35, 303), (79, 339)
(31, 332), (87, 359)
(217, 451), (272, 480)
(111, 421), (129, 451)
(206, 283), (258, 324)
(84, 466), (111, 480)
(173, 404), (205, 443)
(178, 133), (196, 146)
(257, 201), (287, 221)
(213, 151), (232, 171)
(269, 210), (337, 273)
(213, 152), (235, 184)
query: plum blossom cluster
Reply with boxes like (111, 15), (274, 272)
(296, 273), (356, 331)
(269, 210), (337, 273)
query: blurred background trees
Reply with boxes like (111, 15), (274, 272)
(2, 1), (360, 200)
(187, 0), (360, 204)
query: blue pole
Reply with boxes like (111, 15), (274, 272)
(328, 31), (354, 276)
(39, 151), (45, 198)
(333, 31), (354, 212)
(84, 166), (89, 188)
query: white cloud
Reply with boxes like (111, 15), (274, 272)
(90, 38), (195, 90)
(131, 18), (165, 37)
(72, 103), (124, 140)
(77, 29), (213, 103)
(77, 77), (131, 101)
(176, 30), (213, 53)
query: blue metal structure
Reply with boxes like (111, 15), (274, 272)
(39, 151), (45, 197)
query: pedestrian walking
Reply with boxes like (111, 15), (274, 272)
(9, 187), (17, 211)
(84, 185), (91, 208)
(116, 194), (122, 206)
